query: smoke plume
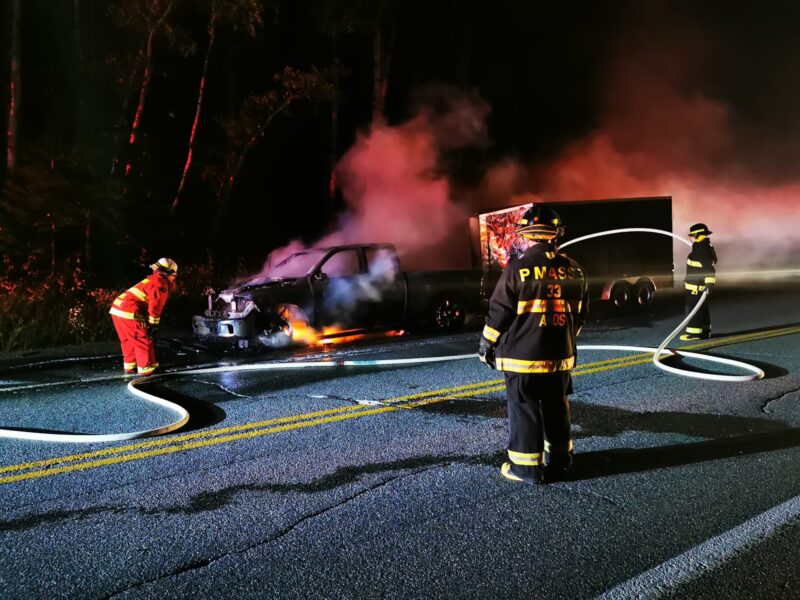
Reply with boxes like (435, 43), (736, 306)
(249, 4), (800, 291)
(241, 87), (490, 288)
(473, 3), (800, 276)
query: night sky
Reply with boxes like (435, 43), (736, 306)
(2, 0), (800, 281)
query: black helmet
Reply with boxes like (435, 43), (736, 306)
(517, 204), (564, 241)
(688, 223), (712, 237)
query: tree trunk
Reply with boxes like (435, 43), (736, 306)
(85, 209), (92, 271)
(328, 33), (340, 217)
(372, 26), (383, 124)
(6, 0), (22, 174)
(124, 0), (176, 176)
(72, 0), (87, 151)
(110, 45), (145, 175)
(73, 0), (83, 64)
(172, 1), (217, 214)
(211, 99), (294, 246)
(371, 8), (397, 126)
(50, 220), (56, 275)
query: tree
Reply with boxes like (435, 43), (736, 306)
(371, 1), (399, 124)
(0, 155), (123, 274)
(171, 0), (263, 214)
(5, 0), (22, 175)
(207, 65), (337, 243)
(107, 0), (191, 176)
(314, 0), (398, 126)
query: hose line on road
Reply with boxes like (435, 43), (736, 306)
(0, 229), (765, 443)
(562, 227), (764, 382)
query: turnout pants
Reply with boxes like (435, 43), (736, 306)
(505, 371), (574, 479)
(111, 315), (158, 374)
(684, 289), (711, 338)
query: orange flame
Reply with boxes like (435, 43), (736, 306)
(279, 305), (405, 347)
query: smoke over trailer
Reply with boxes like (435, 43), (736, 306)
(470, 196), (675, 308)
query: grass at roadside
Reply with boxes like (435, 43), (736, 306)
(0, 261), (213, 352)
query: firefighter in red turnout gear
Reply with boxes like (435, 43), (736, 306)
(479, 205), (588, 484)
(110, 258), (178, 375)
(680, 223), (717, 341)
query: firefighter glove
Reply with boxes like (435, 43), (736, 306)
(478, 338), (497, 370)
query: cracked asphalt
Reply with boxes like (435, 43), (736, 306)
(1, 282), (800, 599)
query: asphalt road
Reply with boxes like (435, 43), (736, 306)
(1, 282), (799, 599)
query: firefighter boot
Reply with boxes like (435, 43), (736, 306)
(501, 462), (544, 485)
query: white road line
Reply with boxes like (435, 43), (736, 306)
(597, 493), (800, 599)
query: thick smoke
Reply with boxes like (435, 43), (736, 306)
(322, 248), (399, 321)
(246, 5), (800, 294)
(474, 3), (800, 276)
(244, 87), (490, 287)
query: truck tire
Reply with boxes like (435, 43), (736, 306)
(634, 279), (655, 308)
(430, 294), (466, 331)
(609, 282), (631, 309)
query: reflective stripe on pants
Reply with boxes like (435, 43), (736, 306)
(111, 315), (157, 372)
(505, 371), (573, 479)
(684, 289), (711, 337)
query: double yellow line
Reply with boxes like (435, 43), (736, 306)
(0, 381), (504, 485)
(2, 324), (799, 485)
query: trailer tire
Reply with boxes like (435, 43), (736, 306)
(634, 279), (655, 308)
(430, 294), (466, 331)
(609, 282), (631, 309)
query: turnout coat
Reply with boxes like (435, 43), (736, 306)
(482, 243), (589, 374)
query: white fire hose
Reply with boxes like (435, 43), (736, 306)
(0, 229), (763, 443)
(561, 228), (764, 382)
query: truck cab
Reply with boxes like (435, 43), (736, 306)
(193, 243), (408, 347)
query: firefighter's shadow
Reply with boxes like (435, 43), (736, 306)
(558, 402), (800, 482)
(425, 394), (800, 482)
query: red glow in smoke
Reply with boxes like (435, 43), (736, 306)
(475, 16), (800, 274)
(253, 89), (490, 280)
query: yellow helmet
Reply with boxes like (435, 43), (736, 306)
(150, 257), (178, 275)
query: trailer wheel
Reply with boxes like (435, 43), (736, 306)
(634, 279), (655, 308)
(609, 282), (631, 309)
(430, 294), (466, 330)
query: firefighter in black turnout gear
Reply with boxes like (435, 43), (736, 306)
(680, 223), (717, 341)
(478, 205), (589, 484)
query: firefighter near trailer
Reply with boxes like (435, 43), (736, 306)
(109, 258), (178, 375)
(478, 205), (589, 485)
(680, 223), (717, 341)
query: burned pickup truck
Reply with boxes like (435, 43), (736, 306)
(192, 244), (488, 348)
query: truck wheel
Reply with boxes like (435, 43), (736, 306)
(609, 282), (631, 309)
(634, 279), (655, 308)
(431, 294), (466, 330)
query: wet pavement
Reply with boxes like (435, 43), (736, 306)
(1, 282), (800, 599)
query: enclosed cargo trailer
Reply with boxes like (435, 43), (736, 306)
(471, 196), (674, 308)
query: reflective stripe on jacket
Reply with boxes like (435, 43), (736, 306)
(685, 238), (717, 290)
(482, 243), (589, 374)
(109, 272), (173, 325)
